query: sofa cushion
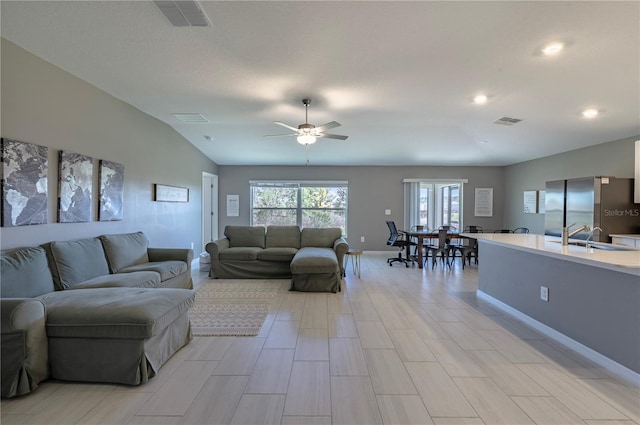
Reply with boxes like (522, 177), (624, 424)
(219, 247), (262, 261)
(39, 287), (194, 340)
(1, 247), (55, 299)
(224, 226), (265, 248)
(119, 261), (187, 282)
(46, 238), (111, 290)
(266, 226), (301, 248)
(67, 271), (161, 290)
(99, 232), (149, 273)
(290, 247), (339, 274)
(257, 247), (298, 262)
(300, 228), (342, 248)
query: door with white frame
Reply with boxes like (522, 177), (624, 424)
(202, 172), (219, 252)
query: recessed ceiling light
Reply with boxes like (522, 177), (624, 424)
(479, 140), (489, 144)
(542, 42), (564, 55)
(474, 94), (488, 105)
(582, 109), (599, 118)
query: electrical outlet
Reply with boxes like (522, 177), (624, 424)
(540, 286), (549, 302)
(360, 236), (365, 242)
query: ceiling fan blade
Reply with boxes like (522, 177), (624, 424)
(318, 133), (348, 140)
(273, 121), (300, 132)
(314, 121), (341, 132)
(264, 133), (297, 138)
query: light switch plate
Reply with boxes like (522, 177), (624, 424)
(385, 209), (391, 215)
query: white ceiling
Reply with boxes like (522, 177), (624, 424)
(2, 1), (639, 166)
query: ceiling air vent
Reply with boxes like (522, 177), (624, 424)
(154, 1), (210, 27)
(173, 113), (209, 123)
(493, 116), (523, 126)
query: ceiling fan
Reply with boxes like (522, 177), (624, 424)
(265, 98), (348, 145)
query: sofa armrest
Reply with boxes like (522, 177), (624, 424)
(333, 237), (349, 276)
(1, 298), (49, 398)
(1, 298), (45, 333)
(147, 248), (194, 267)
(206, 238), (230, 260)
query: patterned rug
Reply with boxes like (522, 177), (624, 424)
(190, 280), (285, 336)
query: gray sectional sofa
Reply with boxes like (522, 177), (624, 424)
(206, 225), (348, 293)
(0, 231), (195, 399)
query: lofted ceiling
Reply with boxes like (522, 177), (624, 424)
(1, 1), (639, 167)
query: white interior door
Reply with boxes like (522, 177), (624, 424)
(202, 172), (219, 252)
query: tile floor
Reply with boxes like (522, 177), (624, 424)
(2, 252), (638, 425)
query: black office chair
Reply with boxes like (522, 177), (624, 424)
(513, 227), (530, 234)
(386, 221), (415, 267)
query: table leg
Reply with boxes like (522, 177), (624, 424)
(417, 235), (424, 269)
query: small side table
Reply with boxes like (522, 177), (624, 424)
(345, 249), (363, 278)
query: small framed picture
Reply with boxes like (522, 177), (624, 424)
(154, 184), (189, 202)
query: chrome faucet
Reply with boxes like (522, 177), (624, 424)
(562, 223), (590, 246)
(586, 227), (603, 249)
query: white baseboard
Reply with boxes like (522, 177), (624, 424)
(476, 290), (640, 388)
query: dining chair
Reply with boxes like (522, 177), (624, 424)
(451, 236), (478, 269)
(425, 229), (451, 269)
(410, 225), (429, 256)
(438, 224), (458, 233)
(463, 225), (483, 233)
(513, 227), (530, 234)
(385, 220), (415, 267)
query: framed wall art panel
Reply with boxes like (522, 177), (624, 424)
(1, 138), (49, 226)
(58, 150), (93, 223)
(154, 184), (189, 202)
(99, 159), (124, 221)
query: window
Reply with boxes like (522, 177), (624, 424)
(404, 179), (466, 231)
(250, 181), (348, 234)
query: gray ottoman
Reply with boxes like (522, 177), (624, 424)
(38, 287), (194, 385)
(290, 247), (341, 293)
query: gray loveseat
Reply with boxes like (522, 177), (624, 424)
(1, 231), (195, 399)
(206, 225), (348, 293)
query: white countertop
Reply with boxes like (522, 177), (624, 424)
(461, 233), (640, 275)
(610, 234), (640, 240)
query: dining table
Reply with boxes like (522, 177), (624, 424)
(401, 230), (469, 269)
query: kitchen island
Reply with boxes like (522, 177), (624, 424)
(465, 233), (640, 381)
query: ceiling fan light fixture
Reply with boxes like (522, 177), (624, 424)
(297, 134), (317, 145)
(542, 42), (564, 55)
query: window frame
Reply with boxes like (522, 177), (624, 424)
(403, 179), (466, 231)
(249, 180), (348, 235)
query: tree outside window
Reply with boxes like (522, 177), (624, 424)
(251, 182), (347, 234)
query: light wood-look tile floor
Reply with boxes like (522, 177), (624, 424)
(2, 252), (638, 425)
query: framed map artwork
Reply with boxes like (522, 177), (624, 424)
(58, 150), (93, 223)
(99, 159), (124, 221)
(1, 138), (49, 227)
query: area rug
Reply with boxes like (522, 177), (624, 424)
(190, 280), (285, 336)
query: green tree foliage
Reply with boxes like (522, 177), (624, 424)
(252, 185), (347, 233)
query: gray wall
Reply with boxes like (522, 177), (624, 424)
(217, 165), (505, 251)
(1, 39), (218, 250)
(478, 241), (640, 374)
(503, 136), (639, 234)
